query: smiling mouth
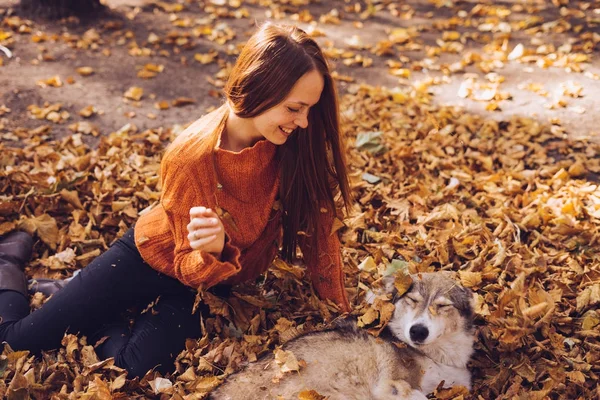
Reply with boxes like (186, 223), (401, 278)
(279, 126), (294, 136)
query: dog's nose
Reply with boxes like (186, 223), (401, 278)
(409, 324), (429, 343)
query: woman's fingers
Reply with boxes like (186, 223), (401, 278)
(187, 217), (220, 232)
(188, 206), (225, 254)
(188, 226), (221, 240)
(190, 206), (218, 219)
(190, 206), (208, 217)
(188, 234), (218, 249)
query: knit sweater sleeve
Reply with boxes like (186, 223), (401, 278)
(301, 208), (350, 312)
(161, 161), (242, 289)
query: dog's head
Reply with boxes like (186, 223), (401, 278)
(386, 272), (474, 356)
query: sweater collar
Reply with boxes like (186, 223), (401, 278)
(213, 139), (278, 189)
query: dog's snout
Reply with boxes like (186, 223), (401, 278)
(409, 324), (429, 343)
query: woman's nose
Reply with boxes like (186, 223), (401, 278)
(294, 111), (309, 129)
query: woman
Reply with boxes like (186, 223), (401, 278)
(0, 22), (352, 378)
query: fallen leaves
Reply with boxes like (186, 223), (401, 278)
(36, 75), (63, 88)
(76, 66), (94, 76)
(172, 97), (196, 107)
(20, 214), (59, 250)
(273, 348), (300, 374)
(27, 103), (70, 123)
(137, 63), (164, 79)
(298, 389), (327, 400)
(123, 86), (143, 101)
(194, 50), (218, 65)
(1, 1), (600, 399)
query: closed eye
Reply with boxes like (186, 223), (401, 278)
(404, 296), (419, 305)
(437, 304), (453, 309)
(287, 107), (300, 113)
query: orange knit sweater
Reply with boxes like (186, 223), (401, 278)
(134, 104), (349, 311)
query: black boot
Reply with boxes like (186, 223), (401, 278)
(28, 278), (68, 297)
(0, 231), (33, 297)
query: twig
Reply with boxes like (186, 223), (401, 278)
(0, 45), (12, 58)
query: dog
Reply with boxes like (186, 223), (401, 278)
(209, 272), (475, 400)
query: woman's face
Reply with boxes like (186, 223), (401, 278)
(251, 69), (324, 145)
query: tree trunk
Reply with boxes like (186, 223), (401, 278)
(20, 0), (104, 19)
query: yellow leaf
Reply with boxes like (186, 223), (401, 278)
(391, 89), (409, 104)
(522, 302), (548, 319)
(485, 101), (500, 111)
(508, 43), (524, 60)
(459, 271), (482, 289)
(78, 105), (96, 118)
(442, 31), (460, 41)
(298, 390), (327, 400)
(357, 307), (378, 327)
(7, 372), (28, 399)
(389, 68), (411, 78)
(76, 66), (94, 76)
(566, 371), (586, 384)
(19, 214), (59, 250)
(60, 189), (83, 209)
(124, 86), (143, 101)
(393, 272), (413, 297)
(389, 28), (411, 44)
(110, 373), (127, 391)
(112, 201), (130, 213)
(137, 69), (157, 79)
(37, 75), (63, 88)
(195, 376), (221, 393)
(358, 256), (377, 272)
(194, 52), (218, 64)
(6, 350), (29, 363)
(144, 63), (164, 73)
(581, 310), (600, 330)
(172, 97), (196, 107)
(155, 100), (170, 110)
(61, 334), (79, 361)
(274, 348), (300, 373)
(149, 377), (173, 395)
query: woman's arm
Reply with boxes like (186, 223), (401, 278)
(161, 161), (242, 289)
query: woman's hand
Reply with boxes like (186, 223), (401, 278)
(187, 206), (225, 257)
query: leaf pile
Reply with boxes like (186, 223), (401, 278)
(340, 84), (600, 399)
(0, 0), (600, 399)
(2, 78), (600, 398)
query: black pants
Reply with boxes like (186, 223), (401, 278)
(0, 228), (203, 378)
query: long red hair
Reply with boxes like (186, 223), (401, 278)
(223, 23), (351, 264)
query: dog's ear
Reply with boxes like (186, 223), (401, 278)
(381, 273), (398, 297)
(365, 274), (397, 305)
(382, 272), (414, 301)
(449, 284), (475, 326)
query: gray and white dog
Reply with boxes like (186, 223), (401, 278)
(209, 272), (475, 400)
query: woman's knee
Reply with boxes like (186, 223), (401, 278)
(114, 338), (175, 378)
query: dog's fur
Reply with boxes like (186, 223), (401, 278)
(209, 272), (475, 400)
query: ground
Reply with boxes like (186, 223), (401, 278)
(1, 1), (600, 399)
(1, 0), (599, 144)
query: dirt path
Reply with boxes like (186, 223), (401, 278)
(1, 0), (599, 145)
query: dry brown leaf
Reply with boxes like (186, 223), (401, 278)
(76, 67), (94, 76)
(274, 348), (300, 374)
(124, 86), (143, 101)
(19, 214), (59, 250)
(172, 97), (196, 107)
(298, 389), (327, 400)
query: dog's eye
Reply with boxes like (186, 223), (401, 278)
(437, 303), (453, 310)
(404, 296), (418, 305)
